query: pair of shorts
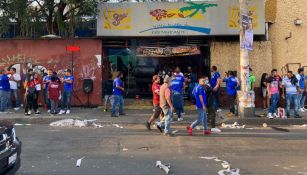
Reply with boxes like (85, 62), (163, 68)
(153, 105), (163, 119)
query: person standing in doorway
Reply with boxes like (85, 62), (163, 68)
(146, 75), (162, 130)
(211, 66), (222, 112)
(282, 71), (300, 118)
(8, 67), (21, 110)
(43, 70), (53, 113)
(48, 76), (61, 115)
(0, 69), (10, 113)
(223, 71), (238, 117)
(111, 72), (125, 117)
(267, 69), (282, 119)
(59, 69), (74, 115)
(260, 73), (269, 110)
(170, 67), (185, 121)
(187, 78), (211, 136)
(156, 76), (174, 137)
(103, 74), (113, 112)
(296, 68), (306, 112)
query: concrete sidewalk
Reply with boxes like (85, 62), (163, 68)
(1, 106), (307, 127)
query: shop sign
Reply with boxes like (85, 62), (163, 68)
(136, 46), (200, 57)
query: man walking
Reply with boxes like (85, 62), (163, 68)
(59, 69), (74, 115)
(296, 68), (306, 112)
(187, 78), (211, 136)
(0, 69), (10, 113)
(282, 71), (300, 118)
(267, 69), (282, 119)
(156, 76), (174, 137)
(170, 67), (185, 121)
(111, 72), (125, 117)
(211, 66), (222, 112)
(8, 67), (21, 110)
(146, 75), (162, 130)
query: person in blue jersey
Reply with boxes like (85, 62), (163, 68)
(223, 71), (238, 116)
(0, 69), (10, 113)
(296, 68), (306, 112)
(186, 78), (211, 136)
(282, 71), (300, 118)
(59, 69), (74, 115)
(170, 67), (185, 121)
(111, 71), (125, 117)
(210, 66), (222, 112)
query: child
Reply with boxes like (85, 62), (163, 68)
(103, 74), (114, 112)
(48, 76), (61, 115)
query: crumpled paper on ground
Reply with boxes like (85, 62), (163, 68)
(200, 156), (240, 175)
(50, 119), (103, 128)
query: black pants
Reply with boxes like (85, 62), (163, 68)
(207, 106), (216, 128)
(227, 94), (236, 114)
(25, 93), (38, 113)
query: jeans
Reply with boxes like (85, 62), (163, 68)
(269, 93), (279, 114)
(8, 89), (20, 108)
(286, 94), (298, 116)
(25, 93), (38, 113)
(43, 89), (51, 110)
(157, 107), (172, 134)
(191, 108), (208, 130)
(213, 91), (220, 109)
(61, 91), (72, 111)
(298, 92), (306, 109)
(171, 92), (183, 117)
(227, 94), (236, 114)
(104, 95), (113, 110)
(50, 100), (59, 114)
(111, 95), (124, 116)
(0, 90), (10, 112)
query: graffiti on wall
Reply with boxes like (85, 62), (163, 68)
(0, 54), (40, 67)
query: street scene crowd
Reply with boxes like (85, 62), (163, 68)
(0, 65), (307, 136)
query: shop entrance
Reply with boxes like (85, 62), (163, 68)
(103, 38), (210, 98)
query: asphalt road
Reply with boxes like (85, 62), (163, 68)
(14, 124), (307, 175)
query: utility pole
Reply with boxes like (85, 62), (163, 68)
(238, 0), (255, 117)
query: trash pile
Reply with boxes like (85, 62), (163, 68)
(221, 122), (246, 129)
(200, 157), (240, 175)
(156, 160), (171, 174)
(49, 119), (124, 129)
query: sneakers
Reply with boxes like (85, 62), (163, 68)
(58, 110), (65, 115)
(47, 110), (51, 113)
(119, 113), (126, 116)
(103, 109), (107, 112)
(299, 108), (306, 112)
(211, 128), (222, 133)
(14, 107), (20, 111)
(216, 108), (222, 112)
(186, 126), (193, 136)
(145, 122), (151, 130)
(156, 124), (163, 133)
(267, 113), (274, 119)
(35, 111), (40, 115)
(177, 117), (184, 122)
(25, 111), (31, 116)
(66, 110), (70, 114)
(203, 130), (211, 135)
(273, 113), (278, 118)
(295, 114), (302, 118)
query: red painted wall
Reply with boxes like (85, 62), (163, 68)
(0, 39), (102, 106)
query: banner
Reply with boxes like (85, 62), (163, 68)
(136, 46), (200, 57)
(97, 0), (265, 37)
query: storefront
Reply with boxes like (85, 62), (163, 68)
(97, 0), (265, 97)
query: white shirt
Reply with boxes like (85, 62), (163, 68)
(8, 73), (21, 90)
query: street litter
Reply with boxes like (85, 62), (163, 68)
(172, 130), (178, 134)
(200, 157), (240, 175)
(50, 119), (103, 128)
(122, 148), (128, 151)
(156, 160), (170, 174)
(14, 123), (32, 126)
(112, 124), (124, 129)
(221, 122), (246, 129)
(76, 157), (85, 167)
(262, 123), (268, 128)
(293, 124), (307, 128)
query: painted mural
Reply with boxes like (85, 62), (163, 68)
(0, 39), (102, 106)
